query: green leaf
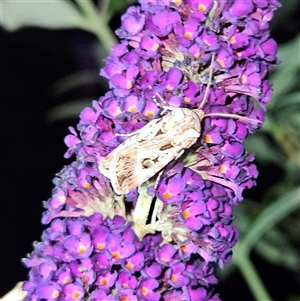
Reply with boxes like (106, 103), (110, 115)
(274, 91), (300, 131)
(44, 98), (93, 123)
(273, 91), (300, 110)
(285, 296), (300, 301)
(240, 187), (300, 253)
(0, 0), (118, 54)
(255, 229), (300, 272)
(1, 0), (87, 31)
(234, 243), (273, 301)
(270, 34), (300, 107)
(50, 70), (108, 96)
(107, 0), (136, 20)
(244, 134), (286, 165)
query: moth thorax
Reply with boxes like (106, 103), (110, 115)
(193, 109), (205, 121)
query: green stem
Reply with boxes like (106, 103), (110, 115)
(234, 243), (273, 301)
(75, 0), (118, 55)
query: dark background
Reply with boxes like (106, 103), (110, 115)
(1, 2), (299, 300)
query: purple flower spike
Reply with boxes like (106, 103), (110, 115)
(45, 219), (65, 240)
(122, 94), (145, 114)
(186, 0), (214, 13)
(48, 188), (67, 210)
(205, 129), (223, 144)
(66, 220), (84, 236)
(260, 38), (278, 61)
(38, 260), (57, 281)
(187, 285), (215, 301)
(23, 0), (280, 299)
(220, 159), (240, 180)
(221, 141), (244, 158)
(142, 100), (160, 119)
(140, 34), (161, 54)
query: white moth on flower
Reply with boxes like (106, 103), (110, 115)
(99, 53), (261, 195)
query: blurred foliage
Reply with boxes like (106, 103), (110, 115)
(1, 0), (299, 300)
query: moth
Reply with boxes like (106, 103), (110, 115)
(99, 55), (261, 195)
(99, 106), (205, 195)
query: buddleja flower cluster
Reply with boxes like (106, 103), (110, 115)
(23, 0), (280, 300)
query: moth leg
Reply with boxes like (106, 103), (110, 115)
(150, 169), (166, 231)
(151, 198), (164, 231)
(153, 93), (176, 115)
(203, 112), (263, 125)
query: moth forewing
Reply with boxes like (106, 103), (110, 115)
(98, 140), (128, 179)
(99, 117), (163, 181)
(110, 131), (192, 195)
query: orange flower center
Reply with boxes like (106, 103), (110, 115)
(163, 190), (172, 199)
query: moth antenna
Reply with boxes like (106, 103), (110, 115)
(154, 93), (168, 106)
(198, 52), (215, 110)
(204, 112), (263, 125)
(115, 132), (134, 137)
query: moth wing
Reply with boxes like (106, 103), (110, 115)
(98, 138), (132, 178)
(113, 135), (184, 194)
(98, 156), (111, 178)
(99, 117), (162, 173)
(135, 118), (163, 140)
(171, 128), (200, 148)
